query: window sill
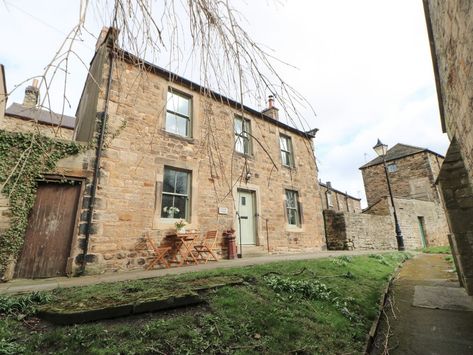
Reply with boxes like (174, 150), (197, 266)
(281, 164), (296, 170)
(234, 151), (254, 160)
(162, 129), (195, 144)
(286, 225), (303, 232)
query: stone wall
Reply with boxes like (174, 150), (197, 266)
(0, 115), (73, 140)
(424, 0), (473, 295)
(361, 152), (443, 206)
(70, 55), (325, 273)
(324, 196), (449, 250)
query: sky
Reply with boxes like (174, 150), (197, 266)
(0, 1), (450, 206)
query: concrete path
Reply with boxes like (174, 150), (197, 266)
(0, 249), (383, 295)
(371, 253), (473, 355)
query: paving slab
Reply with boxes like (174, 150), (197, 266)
(371, 254), (473, 355)
(413, 285), (473, 311)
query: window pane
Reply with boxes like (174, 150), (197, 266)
(168, 92), (189, 117)
(280, 136), (288, 151)
(176, 116), (188, 136)
(235, 136), (244, 153)
(163, 168), (176, 193)
(288, 209), (297, 225)
(173, 196), (187, 219)
(243, 137), (250, 154)
(286, 191), (296, 208)
(161, 194), (175, 218)
(282, 151), (291, 166)
(234, 117), (243, 134)
(165, 112), (178, 134)
(175, 171), (188, 194)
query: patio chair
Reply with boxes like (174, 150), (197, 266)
(194, 230), (219, 263)
(146, 235), (172, 270)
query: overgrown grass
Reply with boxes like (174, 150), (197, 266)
(421, 245), (451, 254)
(0, 253), (411, 354)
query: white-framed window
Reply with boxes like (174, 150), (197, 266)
(387, 163), (398, 173)
(285, 189), (301, 226)
(280, 134), (294, 167)
(165, 89), (192, 137)
(161, 167), (191, 220)
(234, 116), (252, 155)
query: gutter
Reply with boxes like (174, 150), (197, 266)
(80, 38), (115, 274)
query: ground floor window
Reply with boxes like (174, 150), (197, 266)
(285, 189), (301, 226)
(161, 167), (191, 220)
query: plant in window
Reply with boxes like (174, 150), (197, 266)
(163, 206), (180, 218)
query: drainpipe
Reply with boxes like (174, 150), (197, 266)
(80, 40), (115, 274)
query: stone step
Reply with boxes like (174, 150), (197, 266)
(237, 245), (269, 257)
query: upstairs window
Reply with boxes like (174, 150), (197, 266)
(387, 163), (398, 173)
(280, 134), (294, 167)
(234, 116), (252, 155)
(161, 167), (191, 220)
(165, 89), (192, 137)
(285, 190), (301, 226)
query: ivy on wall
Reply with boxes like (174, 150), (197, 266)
(0, 130), (84, 274)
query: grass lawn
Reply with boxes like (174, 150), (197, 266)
(0, 253), (410, 354)
(421, 245), (451, 254)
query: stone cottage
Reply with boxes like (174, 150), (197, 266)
(0, 78), (75, 139)
(324, 143), (449, 250)
(423, 0), (473, 294)
(318, 181), (361, 213)
(4, 28), (325, 278)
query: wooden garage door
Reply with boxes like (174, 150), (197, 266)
(14, 181), (81, 279)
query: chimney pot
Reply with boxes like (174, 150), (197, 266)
(23, 80), (39, 108)
(261, 94), (279, 120)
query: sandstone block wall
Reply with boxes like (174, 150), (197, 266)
(0, 116), (73, 140)
(361, 152), (443, 207)
(424, 0), (473, 294)
(71, 57), (325, 273)
(324, 197), (449, 250)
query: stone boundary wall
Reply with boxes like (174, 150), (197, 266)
(324, 197), (449, 250)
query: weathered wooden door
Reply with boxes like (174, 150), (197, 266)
(14, 181), (81, 279)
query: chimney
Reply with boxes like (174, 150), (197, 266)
(326, 181), (332, 190)
(95, 27), (109, 51)
(23, 79), (39, 108)
(261, 95), (279, 120)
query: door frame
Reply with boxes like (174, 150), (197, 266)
(236, 188), (258, 246)
(18, 174), (85, 277)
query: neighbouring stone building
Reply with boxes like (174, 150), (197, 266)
(2, 29), (325, 279)
(318, 181), (361, 213)
(0, 79), (75, 139)
(360, 143), (444, 206)
(423, 0), (473, 294)
(324, 143), (450, 251)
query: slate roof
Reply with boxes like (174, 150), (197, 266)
(318, 181), (361, 201)
(359, 143), (444, 169)
(5, 102), (75, 129)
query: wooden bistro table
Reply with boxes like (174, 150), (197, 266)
(167, 231), (200, 266)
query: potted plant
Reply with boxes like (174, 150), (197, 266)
(175, 219), (187, 233)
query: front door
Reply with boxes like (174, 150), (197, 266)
(14, 181), (81, 279)
(237, 190), (256, 245)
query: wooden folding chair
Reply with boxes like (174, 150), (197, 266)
(194, 230), (219, 263)
(146, 235), (172, 270)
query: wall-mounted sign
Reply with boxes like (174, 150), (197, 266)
(218, 207), (229, 215)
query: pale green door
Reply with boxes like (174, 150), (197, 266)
(417, 216), (427, 248)
(237, 190), (256, 245)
